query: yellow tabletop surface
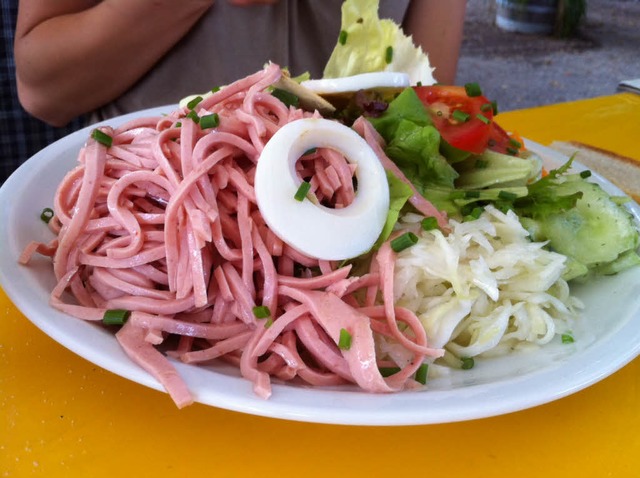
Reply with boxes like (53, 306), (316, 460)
(2, 93), (640, 477)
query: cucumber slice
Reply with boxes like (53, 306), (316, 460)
(531, 179), (639, 269)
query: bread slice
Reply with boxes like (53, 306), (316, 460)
(550, 141), (640, 204)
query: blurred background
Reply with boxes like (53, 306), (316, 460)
(456, 0), (640, 111)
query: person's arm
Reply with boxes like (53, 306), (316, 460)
(402, 0), (467, 85)
(14, 0), (215, 126)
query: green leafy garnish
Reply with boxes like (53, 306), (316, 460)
(252, 305), (271, 319)
(103, 309), (130, 326)
(461, 357), (475, 370)
(199, 113), (219, 129)
(91, 129), (113, 147)
(338, 328), (352, 350)
(186, 95), (203, 110)
(415, 363), (428, 385)
(40, 207), (54, 224)
(271, 88), (300, 108)
(294, 181), (311, 202)
(390, 232), (418, 252)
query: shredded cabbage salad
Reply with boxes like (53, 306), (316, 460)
(391, 206), (582, 368)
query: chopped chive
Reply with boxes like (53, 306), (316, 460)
(421, 216), (439, 231)
(252, 305), (271, 319)
(464, 206), (484, 222)
(294, 181), (311, 201)
(390, 232), (418, 252)
(496, 202), (513, 214)
(415, 363), (429, 385)
(451, 110), (470, 123)
(102, 309), (130, 326)
(498, 190), (518, 201)
(186, 95), (203, 110)
(464, 190), (481, 199)
(379, 367), (401, 377)
(210, 86), (221, 94)
(508, 137), (523, 149)
(491, 100), (499, 115)
(385, 45), (393, 64)
(460, 203), (474, 216)
(561, 333), (575, 344)
(91, 129), (113, 147)
(40, 207), (54, 224)
(338, 328), (352, 350)
(271, 88), (299, 108)
(199, 113), (219, 129)
(264, 317), (274, 328)
(475, 159), (489, 169)
(185, 110), (200, 124)
(480, 102), (493, 112)
(175, 121), (182, 128)
(580, 170), (592, 179)
(476, 113), (491, 125)
(303, 147), (317, 156)
(471, 206), (484, 218)
(339, 29), (348, 45)
(461, 357), (475, 370)
(416, 81), (423, 87)
(506, 147), (519, 156)
(464, 82), (482, 97)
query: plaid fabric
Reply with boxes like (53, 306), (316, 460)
(1, 1), (87, 185)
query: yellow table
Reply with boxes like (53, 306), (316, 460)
(2, 94), (639, 477)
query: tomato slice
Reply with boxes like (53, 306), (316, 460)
(413, 85), (494, 154)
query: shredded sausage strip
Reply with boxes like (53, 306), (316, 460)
(21, 63), (444, 407)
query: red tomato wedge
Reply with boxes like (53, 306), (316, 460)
(413, 85), (521, 156)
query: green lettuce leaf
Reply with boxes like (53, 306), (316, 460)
(385, 120), (458, 189)
(367, 88), (460, 211)
(374, 171), (414, 248)
(367, 87), (431, 142)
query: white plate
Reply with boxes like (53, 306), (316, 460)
(1, 107), (639, 426)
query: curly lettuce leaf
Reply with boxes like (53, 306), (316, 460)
(510, 158), (583, 219)
(323, 0), (435, 85)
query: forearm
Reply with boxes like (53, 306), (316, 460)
(15, 0), (214, 126)
(403, 0), (467, 85)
